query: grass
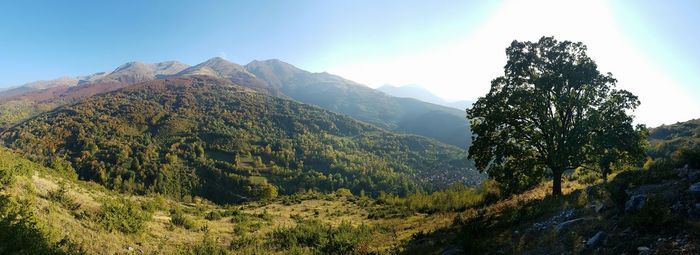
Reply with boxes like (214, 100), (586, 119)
(1, 160), (449, 254)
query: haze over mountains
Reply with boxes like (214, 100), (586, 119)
(0, 57), (472, 148)
(378, 84), (475, 110)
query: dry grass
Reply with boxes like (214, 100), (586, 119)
(7, 170), (451, 254)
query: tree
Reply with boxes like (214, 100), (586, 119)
(467, 36), (642, 196)
(588, 94), (648, 180)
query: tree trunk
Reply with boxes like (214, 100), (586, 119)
(602, 167), (609, 183)
(552, 168), (563, 196)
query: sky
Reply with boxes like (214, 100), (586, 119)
(0, 0), (698, 126)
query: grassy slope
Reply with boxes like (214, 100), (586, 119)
(0, 148), (454, 254)
(401, 165), (700, 254)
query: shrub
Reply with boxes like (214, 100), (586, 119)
(97, 198), (151, 234)
(205, 210), (223, 221)
(170, 209), (197, 230)
(622, 196), (677, 233)
(378, 183), (486, 213)
(270, 220), (372, 254)
(335, 188), (354, 198)
(47, 184), (81, 211)
(176, 233), (229, 255)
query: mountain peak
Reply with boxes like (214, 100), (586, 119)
(112, 61), (150, 73)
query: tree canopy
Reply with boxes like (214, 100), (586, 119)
(467, 36), (645, 196)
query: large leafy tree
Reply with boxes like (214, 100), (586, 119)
(467, 36), (644, 196)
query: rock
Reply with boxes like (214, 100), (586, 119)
(589, 201), (605, 214)
(672, 201), (685, 213)
(440, 245), (465, 255)
(689, 182), (700, 197)
(586, 231), (606, 248)
(637, 246), (650, 255)
(555, 218), (591, 233)
(558, 208), (575, 221)
(689, 171), (700, 182)
(625, 194), (647, 213)
(678, 165), (690, 177)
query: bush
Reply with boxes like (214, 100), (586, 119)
(606, 162), (676, 206)
(205, 210), (223, 221)
(378, 183), (486, 213)
(622, 196), (677, 233)
(270, 220), (372, 254)
(176, 233), (229, 255)
(97, 198), (151, 234)
(170, 209), (197, 230)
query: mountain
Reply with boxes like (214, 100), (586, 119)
(246, 59), (472, 148)
(91, 61), (189, 84)
(176, 57), (281, 96)
(0, 61), (189, 99)
(445, 99), (475, 110)
(0, 58), (472, 148)
(377, 84), (447, 106)
(1, 76), (482, 204)
(0, 61), (189, 130)
(378, 84), (475, 110)
(0, 76), (79, 99)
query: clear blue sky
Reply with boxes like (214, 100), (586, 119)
(0, 0), (698, 125)
(0, 0), (496, 86)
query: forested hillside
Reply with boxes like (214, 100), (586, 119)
(1, 76), (482, 204)
(648, 119), (700, 167)
(1, 58), (473, 149)
(246, 59), (472, 148)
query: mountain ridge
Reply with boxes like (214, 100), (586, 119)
(0, 57), (472, 148)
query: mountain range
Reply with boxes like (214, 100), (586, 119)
(0, 57), (472, 148)
(0, 75), (483, 203)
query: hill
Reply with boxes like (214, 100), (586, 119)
(1, 76), (482, 204)
(648, 119), (700, 162)
(245, 59), (472, 148)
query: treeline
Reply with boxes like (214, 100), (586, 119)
(648, 119), (700, 168)
(376, 180), (501, 214)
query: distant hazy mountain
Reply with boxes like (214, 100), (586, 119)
(246, 59), (471, 148)
(377, 84), (474, 110)
(377, 84), (446, 105)
(445, 100), (475, 110)
(0, 76), (80, 99)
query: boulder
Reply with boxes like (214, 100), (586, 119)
(586, 231), (607, 248)
(625, 194), (647, 213)
(689, 182), (700, 197)
(637, 246), (650, 255)
(440, 245), (465, 255)
(555, 218), (592, 233)
(688, 171), (700, 183)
